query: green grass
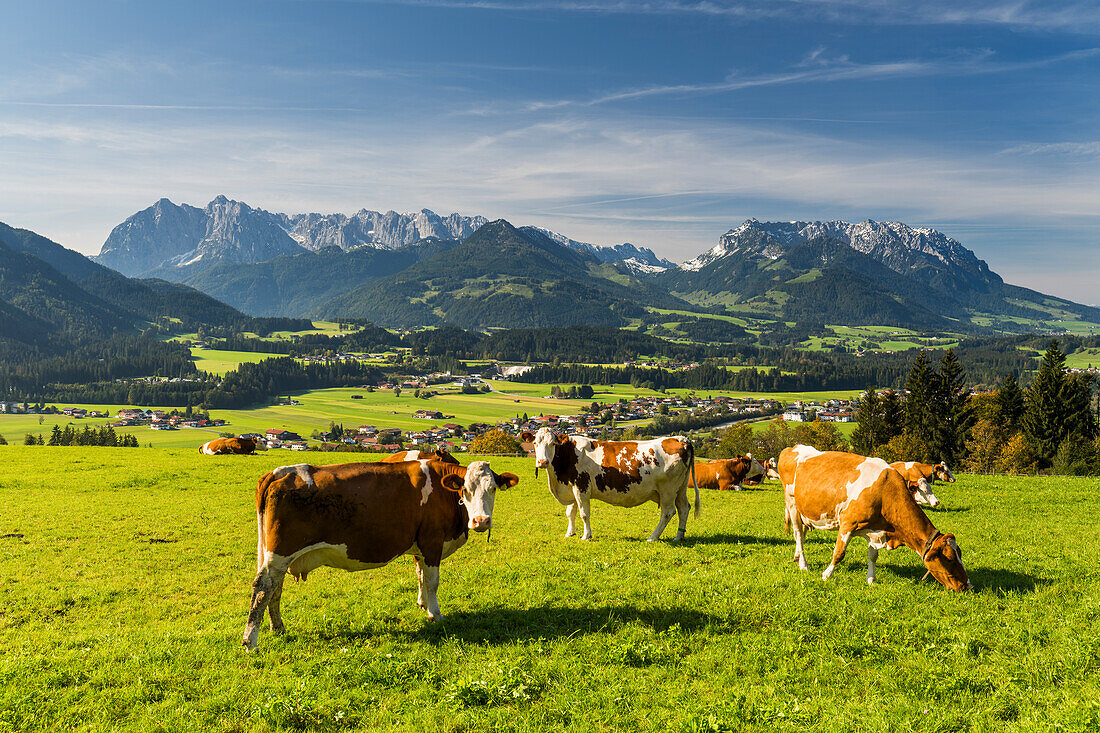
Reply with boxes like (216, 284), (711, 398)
(191, 348), (275, 376)
(2, 447), (1099, 732)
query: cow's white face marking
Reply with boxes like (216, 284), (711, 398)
(460, 461), (500, 532)
(531, 428), (558, 468)
(936, 463), (956, 483)
(912, 477), (940, 507)
(272, 464), (314, 486)
(746, 455), (766, 482)
(418, 460), (435, 506)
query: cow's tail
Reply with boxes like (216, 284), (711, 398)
(254, 471), (276, 572)
(687, 440), (700, 518)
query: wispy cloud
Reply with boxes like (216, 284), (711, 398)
(338, 0), (1100, 31)
(1000, 141), (1100, 157)
(518, 47), (1099, 111)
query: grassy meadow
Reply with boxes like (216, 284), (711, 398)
(2, 446), (1099, 732)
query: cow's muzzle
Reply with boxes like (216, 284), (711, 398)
(470, 515), (492, 532)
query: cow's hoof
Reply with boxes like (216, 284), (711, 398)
(866, 577), (875, 586)
(673, 534), (685, 542)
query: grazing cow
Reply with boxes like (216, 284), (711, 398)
(199, 437), (258, 455)
(890, 461), (955, 508)
(382, 449), (459, 465)
(695, 455), (766, 491)
(520, 428), (698, 542)
(241, 459), (520, 650)
(779, 445), (971, 590)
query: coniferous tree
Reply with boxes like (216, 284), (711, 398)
(881, 389), (905, 443)
(851, 387), (883, 455)
(931, 349), (970, 465)
(1023, 340), (1069, 465)
(904, 351), (935, 460)
(995, 373), (1025, 435)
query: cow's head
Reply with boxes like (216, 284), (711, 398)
(764, 457), (781, 480)
(432, 449), (460, 465)
(911, 477), (941, 508)
(921, 532), (972, 591)
(527, 427), (568, 477)
(440, 460), (520, 533)
(934, 462), (955, 483)
(743, 454), (767, 483)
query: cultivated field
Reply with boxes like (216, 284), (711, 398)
(2, 447), (1098, 732)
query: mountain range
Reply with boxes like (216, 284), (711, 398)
(4, 200), (1096, 340)
(89, 198), (1100, 332)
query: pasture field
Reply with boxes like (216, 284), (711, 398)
(2, 447), (1099, 732)
(191, 349), (275, 377)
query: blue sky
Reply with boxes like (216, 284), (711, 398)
(1, 0), (1098, 303)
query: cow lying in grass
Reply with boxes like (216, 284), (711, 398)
(199, 437), (258, 455)
(694, 455), (765, 491)
(890, 461), (955, 508)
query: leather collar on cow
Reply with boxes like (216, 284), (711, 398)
(919, 530), (943, 582)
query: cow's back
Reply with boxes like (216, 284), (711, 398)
(783, 447), (902, 518)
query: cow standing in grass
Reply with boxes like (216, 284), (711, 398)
(522, 428), (698, 542)
(242, 459), (519, 650)
(779, 445), (971, 590)
(890, 461), (955, 508)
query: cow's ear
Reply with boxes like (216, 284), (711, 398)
(557, 433), (570, 444)
(497, 472), (520, 489)
(519, 431), (534, 442)
(441, 473), (465, 492)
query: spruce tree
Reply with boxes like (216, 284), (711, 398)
(1023, 340), (1069, 464)
(881, 389), (904, 443)
(995, 373), (1025, 435)
(931, 349), (969, 466)
(851, 387), (882, 455)
(904, 351), (935, 459)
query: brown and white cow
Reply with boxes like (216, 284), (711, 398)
(200, 437), (258, 455)
(382, 449), (460, 465)
(890, 461), (955, 508)
(241, 459), (519, 650)
(521, 428), (698, 542)
(779, 445), (971, 590)
(695, 455), (766, 491)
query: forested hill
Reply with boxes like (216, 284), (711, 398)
(318, 220), (696, 328)
(0, 220), (309, 345)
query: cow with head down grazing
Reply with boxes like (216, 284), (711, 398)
(383, 449), (459, 465)
(779, 445), (971, 591)
(890, 461), (955, 508)
(242, 458), (519, 650)
(695, 455), (766, 491)
(521, 427), (698, 542)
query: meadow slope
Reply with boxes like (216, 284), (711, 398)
(1, 448), (1098, 732)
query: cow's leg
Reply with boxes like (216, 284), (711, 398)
(414, 556), (426, 608)
(414, 559), (442, 621)
(564, 501), (578, 538)
(242, 557), (289, 650)
(672, 486), (691, 541)
(267, 572), (287, 633)
(821, 531), (852, 581)
(866, 546), (879, 585)
(648, 495), (678, 542)
(786, 495), (810, 570)
(574, 489), (593, 540)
